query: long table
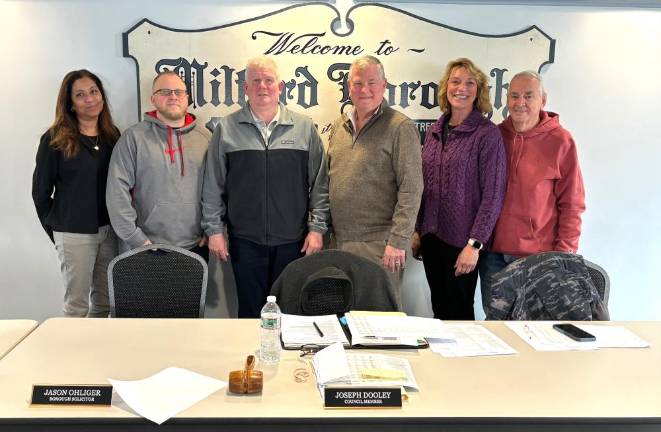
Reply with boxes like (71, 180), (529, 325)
(0, 320), (38, 360)
(0, 318), (659, 431)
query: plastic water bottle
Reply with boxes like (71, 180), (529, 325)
(259, 295), (281, 364)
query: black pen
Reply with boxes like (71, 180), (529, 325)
(313, 321), (324, 337)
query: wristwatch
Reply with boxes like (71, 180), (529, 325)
(468, 238), (483, 250)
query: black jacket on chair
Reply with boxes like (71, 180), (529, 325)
(270, 249), (398, 315)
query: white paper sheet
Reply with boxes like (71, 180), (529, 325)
(345, 313), (451, 346)
(108, 367), (227, 425)
(428, 324), (518, 357)
(506, 322), (598, 351)
(576, 325), (650, 348)
(281, 314), (350, 348)
(312, 342), (351, 385)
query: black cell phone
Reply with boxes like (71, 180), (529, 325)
(552, 324), (596, 342)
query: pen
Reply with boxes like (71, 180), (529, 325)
(313, 321), (324, 337)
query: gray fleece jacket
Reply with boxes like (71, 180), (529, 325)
(106, 111), (210, 250)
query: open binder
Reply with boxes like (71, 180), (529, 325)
(281, 312), (435, 350)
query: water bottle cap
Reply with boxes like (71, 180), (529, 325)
(267, 295), (276, 303)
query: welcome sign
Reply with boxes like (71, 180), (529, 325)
(123, 3), (554, 140)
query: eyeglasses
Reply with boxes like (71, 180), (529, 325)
(299, 344), (322, 358)
(152, 88), (187, 97)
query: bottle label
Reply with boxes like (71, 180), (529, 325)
(261, 318), (280, 330)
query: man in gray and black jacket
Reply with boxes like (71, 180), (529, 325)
(202, 56), (329, 318)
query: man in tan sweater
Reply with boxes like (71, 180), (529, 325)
(328, 55), (423, 305)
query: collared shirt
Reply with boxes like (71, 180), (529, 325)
(250, 106), (280, 145)
(347, 104), (382, 140)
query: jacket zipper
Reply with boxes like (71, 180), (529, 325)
(265, 137), (269, 245)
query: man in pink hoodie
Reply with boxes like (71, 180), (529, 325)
(479, 71), (586, 312)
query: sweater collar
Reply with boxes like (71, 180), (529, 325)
(341, 99), (387, 134)
(431, 107), (485, 136)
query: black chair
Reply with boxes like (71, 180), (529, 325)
(108, 244), (207, 318)
(584, 259), (610, 306)
(270, 249), (398, 315)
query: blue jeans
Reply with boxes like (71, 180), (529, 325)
(479, 252), (518, 316)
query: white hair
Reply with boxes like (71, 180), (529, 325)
(245, 55), (279, 81)
(510, 70), (546, 96)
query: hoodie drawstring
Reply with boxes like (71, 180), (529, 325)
(166, 126), (185, 177)
(178, 129), (185, 177)
(510, 132), (521, 180)
(167, 127), (175, 163)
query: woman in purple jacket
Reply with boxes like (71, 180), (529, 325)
(412, 58), (506, 320)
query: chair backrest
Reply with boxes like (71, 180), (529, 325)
(299, 267), (353, 315)
(108, 244), (207, 318)
(583, 259), (610, 306)
(270, 249), (398, 315)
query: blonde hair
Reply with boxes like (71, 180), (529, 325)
(437, 58), (492, 115)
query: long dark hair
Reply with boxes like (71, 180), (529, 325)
(49, 69), (120, 159)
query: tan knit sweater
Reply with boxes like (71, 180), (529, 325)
(327, 101), (423, 250)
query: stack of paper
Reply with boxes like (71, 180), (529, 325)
(345, 313), (454, 347)
(312, 342), (418, 391)
(507, 322), (597, 351)
(507, 322), (650, 351)
(428, 324), (517, 357)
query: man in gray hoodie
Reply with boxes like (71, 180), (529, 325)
(106, 71), (211, 259)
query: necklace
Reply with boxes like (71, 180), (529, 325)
(85, 135), (100, 151)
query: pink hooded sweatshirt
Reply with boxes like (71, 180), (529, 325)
(492, 111), (586, 256)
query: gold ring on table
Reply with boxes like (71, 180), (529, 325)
(294, 368), (310, 383)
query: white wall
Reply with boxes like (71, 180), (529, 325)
(0, 1), (658, 321)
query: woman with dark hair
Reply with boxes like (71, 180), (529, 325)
(32, 70), (120, 317)
(411, 58), (507, 320)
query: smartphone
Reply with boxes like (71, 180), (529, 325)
(552, 323), (596, 342)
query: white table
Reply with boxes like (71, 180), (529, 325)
(0, 320), (38, 360)
(0, 318), (658, 431)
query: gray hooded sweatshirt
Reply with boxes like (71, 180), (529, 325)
(106, 111), (210, 250)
